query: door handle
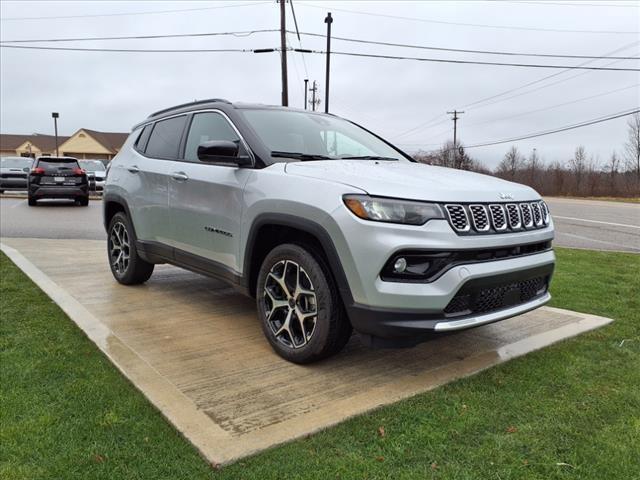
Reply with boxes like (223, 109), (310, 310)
(171, 172), (189, 181)
(127, 165), (140, 173)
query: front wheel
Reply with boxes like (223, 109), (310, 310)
(256, 244), (352, 364)
(107, 212), (154, 285)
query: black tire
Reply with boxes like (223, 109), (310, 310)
(107, 212), (154, 285)
(78, 196), (89, 207)
(256, 243), (352, 364)
(27, 196), (37, 206)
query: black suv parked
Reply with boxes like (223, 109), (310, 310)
(28, 156), (89, 206)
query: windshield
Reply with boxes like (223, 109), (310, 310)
(1, 157), (32, 169)
(79, 160), (106, 172)
(240, 109), (407, 162)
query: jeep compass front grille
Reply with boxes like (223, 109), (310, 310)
(444, 201), (549, 235)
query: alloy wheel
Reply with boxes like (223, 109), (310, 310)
(263, 260), (318, 349)
(109, 222), (130, 276)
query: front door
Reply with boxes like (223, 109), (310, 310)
(167, 111), (251, 274)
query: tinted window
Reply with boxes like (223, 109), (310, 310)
(135, 124), (153, 153)
(145, 116), (187, 159)
(184, 112), (240, 162)
(37, 158), (79, 171)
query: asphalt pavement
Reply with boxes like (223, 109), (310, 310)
(1, 195), (638, 252)
(544, 197), (639, 253)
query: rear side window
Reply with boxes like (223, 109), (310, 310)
(184, 112), (241, 162)
(144, 115), (187, 159)
(37, 159), (79, 171)
(134, 124), (153, 153)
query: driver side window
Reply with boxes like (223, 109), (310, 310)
(184, 112), (241, 162)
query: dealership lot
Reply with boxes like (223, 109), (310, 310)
(0, 236), (612, 465)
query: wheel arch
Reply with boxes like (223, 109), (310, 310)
(243, 214), (354, 306)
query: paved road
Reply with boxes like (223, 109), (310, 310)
(0, 196), (105, 240)
(1, 195), (638, 252)
(544, 197), (639, 253)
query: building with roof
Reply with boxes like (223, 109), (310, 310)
(0, 129), (128, 161)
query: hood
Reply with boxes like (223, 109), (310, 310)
(285, 160), (539, 203)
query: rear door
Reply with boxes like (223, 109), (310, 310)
(126, 115), (187, 244)
(167, 110), (252, 273)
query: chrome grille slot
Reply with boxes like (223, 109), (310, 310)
(520, 203), (533, 228)
(469, 205), (490, 232)
(530, 202), (542, 226)
(444, 204), (470, 232)
(489, 204), (507, 231)
(506, 204), (522, 229)
(539, 201), (549, 225)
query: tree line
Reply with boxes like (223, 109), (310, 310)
(413, 112), (640, 198)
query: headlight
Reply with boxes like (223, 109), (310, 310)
(343, 194), (444, 225)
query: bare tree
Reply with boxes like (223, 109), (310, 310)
(624, 112), (640, 189)
(495, 145), (523, 180)
(569, 146), (587, 195)
(526, 148), (544, 190)
(605, 151), (620, 195)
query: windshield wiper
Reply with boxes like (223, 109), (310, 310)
(271, 151), (333, 161)
(339, 155), (399, 161)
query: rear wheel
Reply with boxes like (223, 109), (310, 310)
(77, 196), (89, 206)
(256, 243), (352, 364)
(27, 196), (37, 206)
(107, 212), (154, 285)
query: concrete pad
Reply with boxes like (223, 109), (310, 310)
(1, 237), (613, 466)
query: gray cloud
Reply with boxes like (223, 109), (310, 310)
(1, 0), (638, 168)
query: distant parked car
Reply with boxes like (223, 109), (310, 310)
(79, 159), (107, 193)
(0, 156), (33, 193)
(28, 156), (89, 206)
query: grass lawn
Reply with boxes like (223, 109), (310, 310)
(1, 248), (639, 479)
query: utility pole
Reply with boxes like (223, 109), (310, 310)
(279, 0), (288, 106)
(304, 78), (308, 110)
(447, 110), (464, 148)
(52, 112), (59, 156)
(324, 12), (333, 113)
(309, 81), (319, 111)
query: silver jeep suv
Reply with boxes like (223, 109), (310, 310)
(104, 99), (555, 363)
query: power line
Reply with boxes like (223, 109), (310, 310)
(297, 31), (640, 60)
(0, 30), (280, 44)
(295, 2), (639, 34)
(1, 1), (268, 21)
(7, 28), (635, 62)
(395, 42), (638, 139)
(461, 42), (639, 110)
(464, 108), (639, 148)
(298, 49), (640, 71)
(0, 45), (255, 53)
(465, 83), (640, 128)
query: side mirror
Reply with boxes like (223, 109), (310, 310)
(197, 140), (251, 166)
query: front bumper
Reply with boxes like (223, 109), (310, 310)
(324, 211), (555, 342)
(347, 261), (553, 344)
(0, 178), (28, 190)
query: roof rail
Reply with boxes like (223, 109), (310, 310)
(147, 98), (232, 119)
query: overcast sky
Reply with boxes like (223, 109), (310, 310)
(1, 0), (638, 168)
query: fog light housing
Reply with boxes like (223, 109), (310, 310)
(381, 252), (451, 282)
(393, 257), (407, 273)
